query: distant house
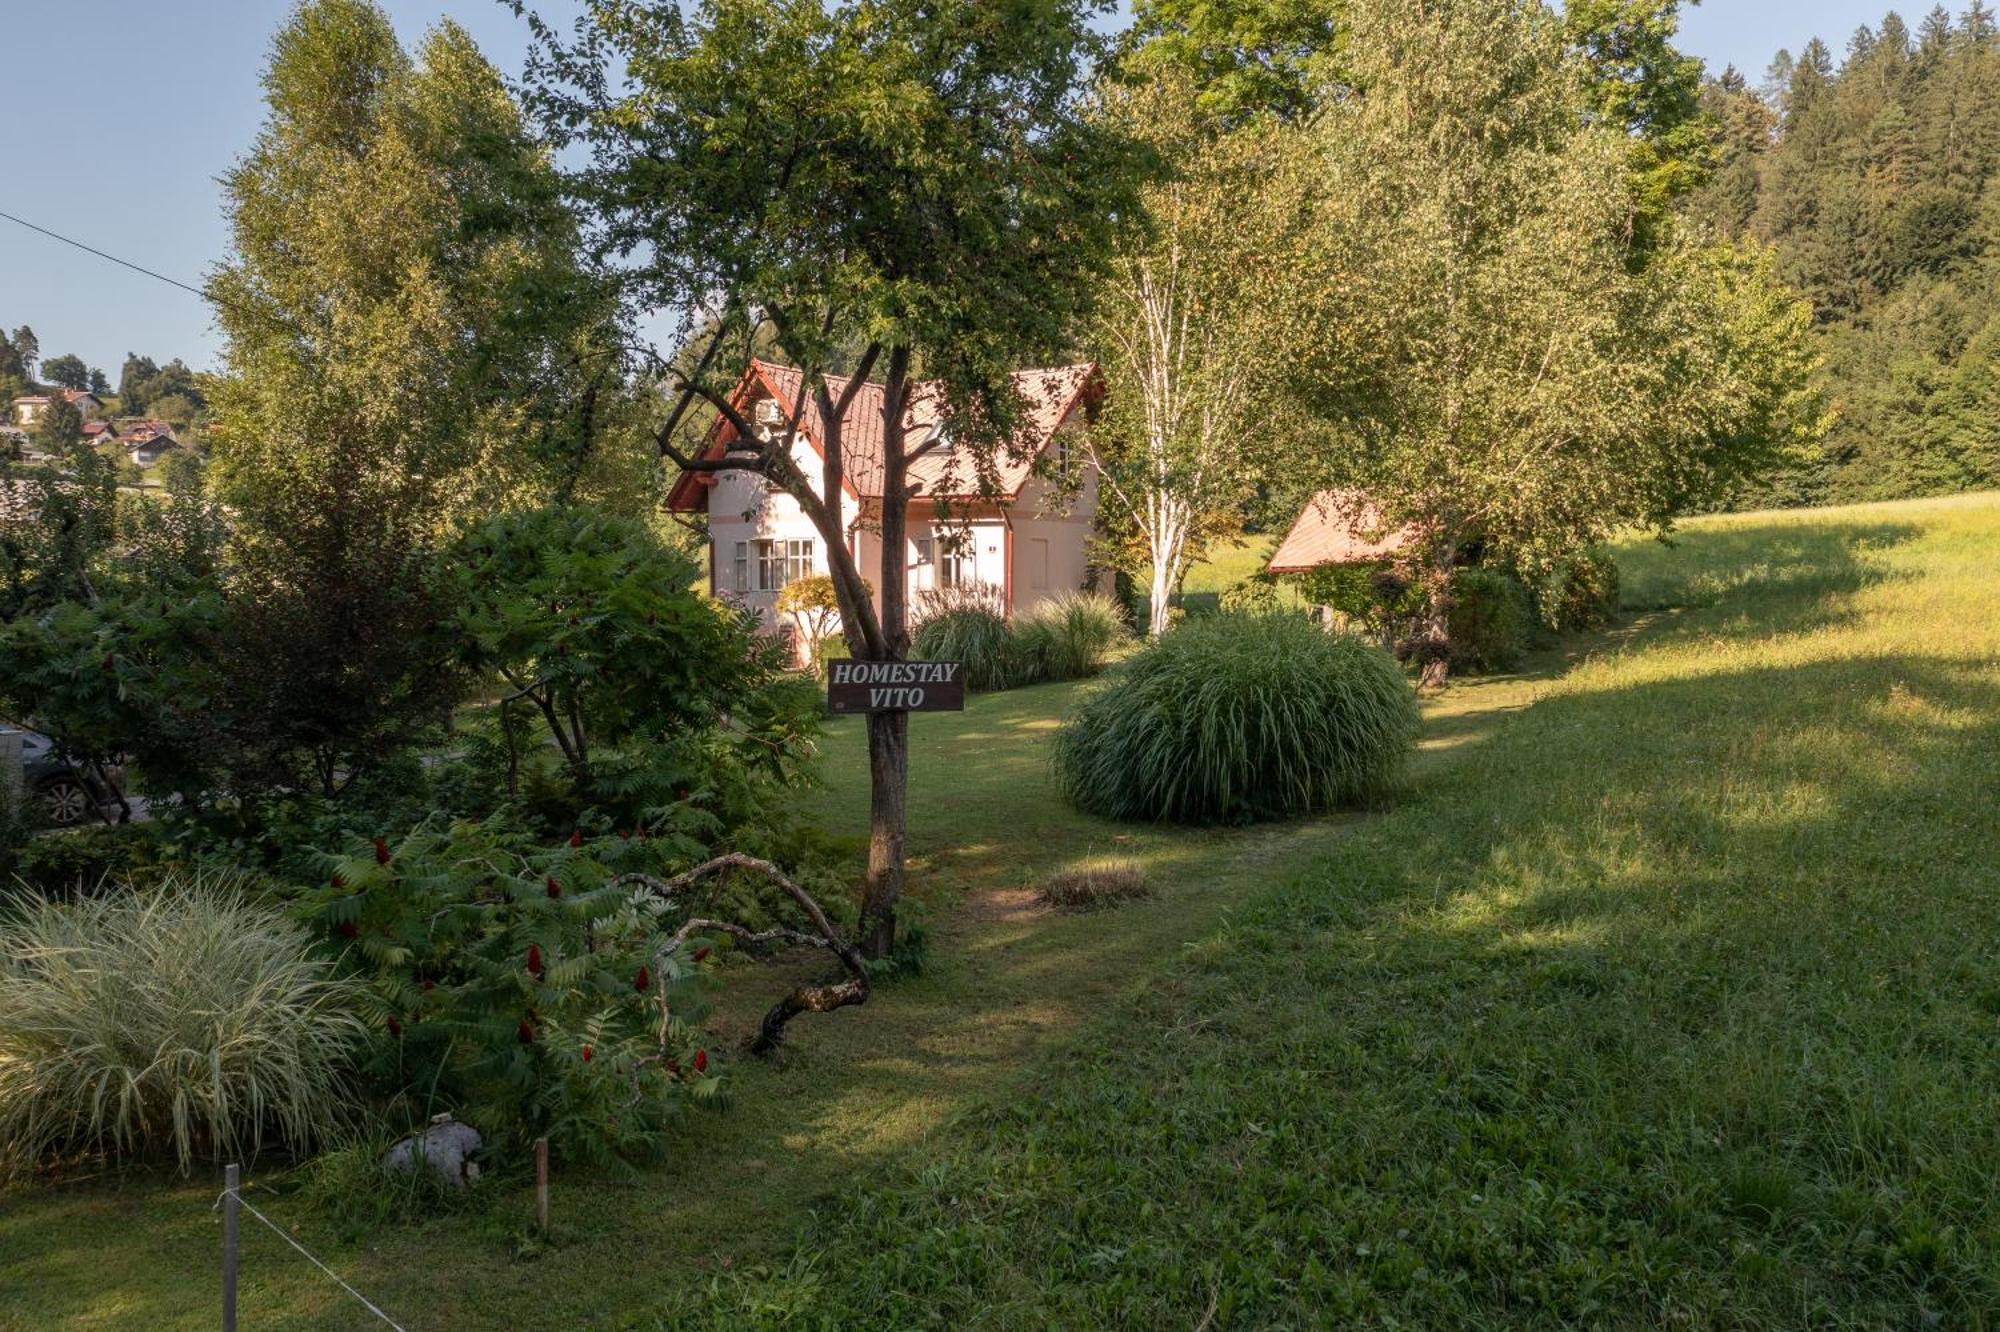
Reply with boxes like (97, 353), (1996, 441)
(1267, 490), (1426, 575)
(667, 357), (1104, 661)
(81, 420), (118, 446)
(9, 389), (105, 428)
(117, 420), (180, 467)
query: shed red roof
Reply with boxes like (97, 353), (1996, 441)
(1266, 490), (1425, 572)
(667, 358), (1099, 512)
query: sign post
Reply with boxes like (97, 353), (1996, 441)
(826, 660), (966, 715)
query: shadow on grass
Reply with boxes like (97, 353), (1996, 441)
(1616, 518), (1920, 627)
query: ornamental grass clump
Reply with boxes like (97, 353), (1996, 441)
(1014, 590), (1132, 682)
(911, 606), (1026, 691)
(1053, 611), (1419, 824)
(0, 875), (368, 1174)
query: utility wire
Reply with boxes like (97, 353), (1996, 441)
(0, 208), (209, 300)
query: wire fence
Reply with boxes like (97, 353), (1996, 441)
(215, 1165), (409, 1332)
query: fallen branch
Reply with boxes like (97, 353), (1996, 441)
(609, 854), (869, 1056)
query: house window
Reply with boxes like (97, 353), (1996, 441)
(1029, 538), (1050, 590)
(939, 538), (977, 589)
(738, 537), (814, 592)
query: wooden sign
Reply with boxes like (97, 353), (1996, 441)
(826, 660), (966, 714)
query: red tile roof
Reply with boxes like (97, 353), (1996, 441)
(668, 358), (1099, 511)
(1266, 490), (1425, 572)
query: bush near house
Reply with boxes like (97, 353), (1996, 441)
(1528, 547), (1622, 633)
(1053, 611), (1419, 824)
(1445, 567), (1535, 673)
(911, 591), (1131, 693)
(0, 876), (368, 1174)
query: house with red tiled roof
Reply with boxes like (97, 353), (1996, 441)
(667, 358), (1104, 656)
(10, 389), (104, 428)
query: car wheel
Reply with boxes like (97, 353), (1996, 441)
(40, 778), (91, 828)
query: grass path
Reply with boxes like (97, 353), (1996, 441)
(0, 611), (1571, 1330)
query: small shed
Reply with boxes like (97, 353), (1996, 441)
(1266, 489), (1422, 574)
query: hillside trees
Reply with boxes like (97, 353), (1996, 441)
(1295, 0), (1821, 685)
(39, 355), (89, 392)
(1688, 4), (2000, 502)
(527, 0), (1148, 958)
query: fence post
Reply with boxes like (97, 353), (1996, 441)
(534, 1137), (549, 1235)
(222, 1162), (240, 1332)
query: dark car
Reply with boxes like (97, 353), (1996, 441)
(8, 727), (125, 828)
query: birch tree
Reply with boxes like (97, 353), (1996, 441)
(1090, 74), (1314, 637)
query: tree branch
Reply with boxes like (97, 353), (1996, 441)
(610, 853), (869, 1055)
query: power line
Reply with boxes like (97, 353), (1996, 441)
(0, 207), (209, 300)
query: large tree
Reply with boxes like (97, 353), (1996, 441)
(202, 0), (607, 794)
(527, 0), (1148, 957)
(39, 354), (89, 392)
(1299, 0), (1821, 686)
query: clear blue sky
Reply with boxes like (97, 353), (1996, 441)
(1, 0), (1897, 380)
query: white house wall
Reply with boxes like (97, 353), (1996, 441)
(706, 412), (1101, 660)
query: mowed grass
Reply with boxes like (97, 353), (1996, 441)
(7, 495), (1999, 1328)
(0, 641), (1536, 1329)
(665, 494), (2000, 1327)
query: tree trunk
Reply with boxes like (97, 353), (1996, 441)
(1416, 544), (1455, 691)
(861, 707), (907, 959)
(858, 345), (914, 959)
(1148, 557), (1173, 639)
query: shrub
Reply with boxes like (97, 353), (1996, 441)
(911, 606), (1026, 691)
(1038, 862), (1149, 911)
(7, 823), (167, 900)
(1053, 612), (1418, 824)
(1447, 568), (1534, 673)
(297, 817), (723, 1165)
(0, 876), (368, 1173)
(1013, 591), (1132, 681)
(1531, 548), (1621, 633)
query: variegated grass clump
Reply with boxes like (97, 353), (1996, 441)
(0, 875), (368, 1174)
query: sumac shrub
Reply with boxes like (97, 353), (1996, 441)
(298, 817), (724, 1165)
(1446, 568), (1534, 673)
(1053, 612), (1418, 824)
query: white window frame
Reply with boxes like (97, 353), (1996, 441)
(740, 537), (815, 592)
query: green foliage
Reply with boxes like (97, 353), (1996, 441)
(911, 607), (1024, 692)
(1053, 611), (1418, 823)
(38, 355), (89, 392)
(0, 875), (368, 1173)
(295, 817), (722, 1164)
(1126, 0), (1341, 122)
(5, 824), (167, 900)
(445, 504), (815, 812)
(1012, 591), (1133, 682)
(912, 592), (1131, 693)
(1688, 6), (2000, 503)
(1296, 0), (1822, 649)
(777, 573), (866, 671)
(1445, 567), (1534, 673)
(1530, 547), (1622, 632)
(209, 0), (614, 535)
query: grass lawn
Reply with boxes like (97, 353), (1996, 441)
(7, 494), (2000, 1327)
